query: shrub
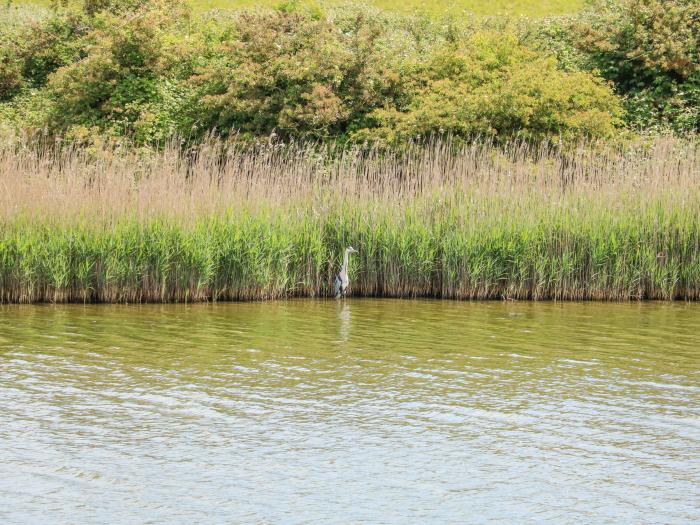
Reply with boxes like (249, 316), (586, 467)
(45, 0), (197, 141)
(0, 2), (636, 144)
(0, 5), (87, 100)
(190, 8), (392, 141)
(81, 0), (152, 16)
(0, 44), (24, 101)
(354, 32), (622, 144)
(575, 0), (700, 133)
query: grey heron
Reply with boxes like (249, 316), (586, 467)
(334, 246), (357, 298)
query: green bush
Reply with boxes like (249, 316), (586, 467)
(353, 32), (622, 144)
(2, 1), (677, 144)
(575, 0), (700, 133)
(189, 8), (393, 141)
(0, 44), (24, 101)
(190, 10), (621, 143)
(81, 0), (153, 16)
(45, 0), (198, 141)
(0, 5), (85, 101)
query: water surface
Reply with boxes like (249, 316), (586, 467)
(1, 300), (699, 524)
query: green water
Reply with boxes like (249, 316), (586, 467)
(1, 300), (699, 524)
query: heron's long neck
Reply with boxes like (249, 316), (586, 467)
(342, 250), (349, 273)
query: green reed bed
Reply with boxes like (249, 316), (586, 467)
(0, 138), (698, 302)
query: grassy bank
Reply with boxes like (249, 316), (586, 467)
(1, 138), (699, 303)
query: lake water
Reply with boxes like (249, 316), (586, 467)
(1, 300), (699, 524)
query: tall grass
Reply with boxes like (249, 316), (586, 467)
(1, 136), (698, 303)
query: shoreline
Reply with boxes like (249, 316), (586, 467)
(2, 296), (700, 305)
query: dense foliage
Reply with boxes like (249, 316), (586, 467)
(529, 0), (699, 134)
(0, 0), (697, 144)
(354, 32), (621, 143)
(576, 0), (699, 133)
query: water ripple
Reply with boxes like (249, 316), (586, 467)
(0, 300), (699, 524)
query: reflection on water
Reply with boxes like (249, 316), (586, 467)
(337, 300), (351, 342)
(1, 300), (699, 524)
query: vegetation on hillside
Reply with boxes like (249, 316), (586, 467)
(1, 0), (696, 146)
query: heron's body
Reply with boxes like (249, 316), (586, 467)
(334, 247), (357, 298)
